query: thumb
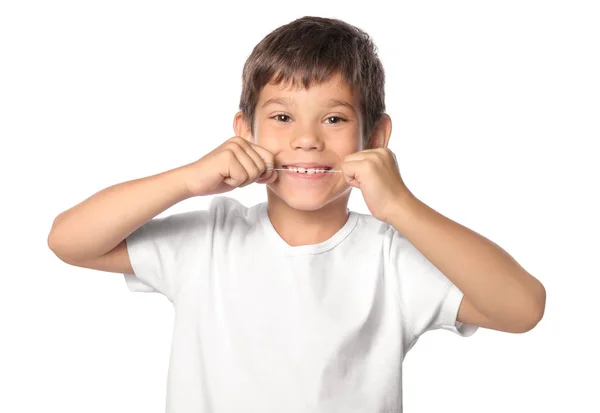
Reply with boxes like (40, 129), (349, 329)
(256, 167), (278, 184)
(342, 161), (360, 188)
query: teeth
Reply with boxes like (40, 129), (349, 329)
(285, 167), (329, 174)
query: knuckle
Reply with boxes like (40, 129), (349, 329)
(224, 150), (236, 162)
(235, 136), (250, 147)
(235, 172), (248, 186)
(247, 165), (259, 178)
(225, 138), (239, 148)
(223, 142), (237, 152)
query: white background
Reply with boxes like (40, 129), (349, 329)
(1, 1), (598, 412)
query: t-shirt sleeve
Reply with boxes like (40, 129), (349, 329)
(390, 229), (478, 338)
(123, 209), (213, 302)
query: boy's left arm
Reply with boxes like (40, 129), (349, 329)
(387, 195), (546, 334)
(343, 148), (546, 334)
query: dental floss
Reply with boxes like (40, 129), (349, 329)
(272, 168), (342, 173)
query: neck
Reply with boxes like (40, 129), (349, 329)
(265, 189), (351, 247)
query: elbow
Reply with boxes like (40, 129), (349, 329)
(516, 311), (543, 334)
(48, 230), (67, 262)
(47, 224), (59, 255)
(47, 215), (62, 253)
(516, 285), (546, 334)
(48, 214), (71, 262)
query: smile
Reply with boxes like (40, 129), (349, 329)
(275, 167), (334, 179)
(282, 166), (331, 174)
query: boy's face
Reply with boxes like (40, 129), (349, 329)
(242, 72), (363, 211)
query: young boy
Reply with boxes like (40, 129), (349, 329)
(48, 16), (546, 413)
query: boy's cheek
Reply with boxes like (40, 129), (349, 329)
(255, 134), (284, 152)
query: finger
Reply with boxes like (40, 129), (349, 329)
(236, 139), (275, 181)
(343, 152), (366, 163)
(248, 142), (276, 170)
(248, 142), (277, 180)
(341, 159), (362, 188)
(227, 137), (276, 181)
(391, 151), (399, 169)
(344, 148), (382, 162)
(255, 169), (278, 184)
(222, 151), (250, 187)
(227, 145), (261, 187)
(235, 139), (267, 171)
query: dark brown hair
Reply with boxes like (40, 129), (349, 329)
(239, 16), (386, 148)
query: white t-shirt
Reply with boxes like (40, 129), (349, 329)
(123, 196), (478, 413)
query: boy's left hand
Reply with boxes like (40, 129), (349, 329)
(342, 148), (413, 223)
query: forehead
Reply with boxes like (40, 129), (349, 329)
(258, 71), (357, 105)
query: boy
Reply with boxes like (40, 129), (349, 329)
(48, 16), (546, 413)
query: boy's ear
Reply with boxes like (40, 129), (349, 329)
(233, 111), (253, 143)
(368, 114), (392, 149)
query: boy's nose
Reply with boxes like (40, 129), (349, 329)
(290, 133), (324, 150)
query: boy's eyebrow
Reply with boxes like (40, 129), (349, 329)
(261, 97), (356, 113)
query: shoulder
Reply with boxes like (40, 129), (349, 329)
(130, 196), (248, 241)
(351, 210), (400, 244)
(352, 210), (392, 231)
(354, 214), (437, 277)
(208, 196), (260, 226)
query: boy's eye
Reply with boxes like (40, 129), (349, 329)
(270, 114), (347, 124)
(325, 116), (346, 124)
(272, 114), (291, 123)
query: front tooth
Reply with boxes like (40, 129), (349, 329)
(286, 167), (327, 173)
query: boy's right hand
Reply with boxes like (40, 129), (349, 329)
(183, 136), (278, 197)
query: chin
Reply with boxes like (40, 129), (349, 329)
(283, 196), (331, 212)
(268, 185), (351, 212)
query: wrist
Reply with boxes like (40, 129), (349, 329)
(167, 164), (196, 200)
(387, 193), (422, 231)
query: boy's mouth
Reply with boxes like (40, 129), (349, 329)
(280, 163), (333, 174)
(281, 165), (332, 174)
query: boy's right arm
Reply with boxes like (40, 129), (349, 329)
(47, 165), (193, 273)
(47, 137), (277, 274)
